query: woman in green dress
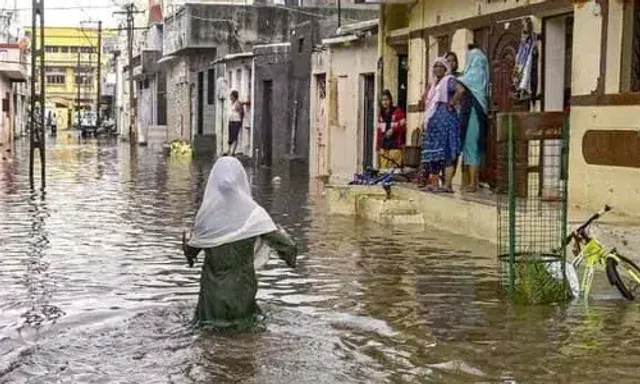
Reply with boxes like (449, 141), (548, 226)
(182, 157), (297, 329)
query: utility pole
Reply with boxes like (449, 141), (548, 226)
(114, 3), (143, 146)
(96, 21), (102, 127)
(76, 51), (81, 129)
(29, 0), (45, 189)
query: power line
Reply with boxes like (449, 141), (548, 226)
(5, 5), (116, 11)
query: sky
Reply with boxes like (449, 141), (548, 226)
(17, 0), (124, 29)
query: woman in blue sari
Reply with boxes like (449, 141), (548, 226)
(421, 57), (462, 193)
(452, 47), (490, 193)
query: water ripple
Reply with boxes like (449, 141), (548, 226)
(1, 139), (640, 383)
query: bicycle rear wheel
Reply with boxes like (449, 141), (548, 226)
(605, 254), (640, 300)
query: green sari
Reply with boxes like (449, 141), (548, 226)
(185, 230), (297, 330)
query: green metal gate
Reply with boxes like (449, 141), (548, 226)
(496, 112), (572, 304)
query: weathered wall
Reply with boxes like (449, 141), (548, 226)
(324, 36), (378, 183)
(569, 1), (640, 217)
(165, 57), (191, 140)
(290, 21), (318, 163)
(163, 2), (376, 158)
(138, 81), (154, 142)
(188, 48), (218, 137)
(164, 4), (377, 55)
(253, 43), (292, 166)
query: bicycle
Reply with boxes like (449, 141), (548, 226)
(566, 205), (640, 301)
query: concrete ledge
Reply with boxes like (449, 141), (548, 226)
(325, 184), (640, 260)
(357, 195), (425, 226)
(326, 185), (495, 240)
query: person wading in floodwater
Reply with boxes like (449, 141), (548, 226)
(182, 157), (297, 330)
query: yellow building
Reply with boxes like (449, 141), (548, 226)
(26, 27), (115, 129)
(378, 0), (640, 218)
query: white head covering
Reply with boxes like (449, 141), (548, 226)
(187, 157), (277, 249)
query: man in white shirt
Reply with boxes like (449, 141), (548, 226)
(228, 90), (244, 156)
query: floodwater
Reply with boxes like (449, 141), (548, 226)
(1, 137), (640, 384)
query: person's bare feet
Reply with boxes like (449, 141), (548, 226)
(465, 185), (478, 193)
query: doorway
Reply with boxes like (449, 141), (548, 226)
(541, 14), (574, 197)
(313, 74), (328, 176)
(261, 80), (273, 167)
(473, 21), (529, 189)
(397, 54), (408, 112)
(362, 73), (376, 170)
(197, 72), (204, 135)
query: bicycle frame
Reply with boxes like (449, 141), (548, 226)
(566, 205), (613, 300)
(571, 238), (610, 299)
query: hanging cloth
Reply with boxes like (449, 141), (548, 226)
(513, 32), (539, 101)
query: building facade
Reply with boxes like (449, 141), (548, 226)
(162, 2), (377, 157)
(377, 0), (640, 217)
(130, 2), (167, 146)
(0, 43), (27, 144)
(116, 0), (148, 141)
(25, 27), (116, 129)
(310, 19), (378, 182)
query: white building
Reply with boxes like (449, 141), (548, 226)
(212, 52), (254, 157)
(310, 19), (378, 182)
(116, 0), (149, 142)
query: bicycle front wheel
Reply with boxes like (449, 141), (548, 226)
(605, 254), (640, 300)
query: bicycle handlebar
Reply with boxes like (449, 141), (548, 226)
(565, 204), (612, 244)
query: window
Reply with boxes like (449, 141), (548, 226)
(46, 75), (65, 84)
(70, 47), (78, 54)
(437, 35), (450, 57)
(621, 0), (640, 92)
(207, 68), (215, 105)
(45, 66), (66, 74)
(61, 47), (69, 53)
(75, 75), (93, 85)
(80, 46), (94, 54)
(44, 46), (59, 53)
(632, 1), (640, 92)
(298, 37), (305, 53)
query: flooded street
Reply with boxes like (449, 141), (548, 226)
(2, 138), (640, 383)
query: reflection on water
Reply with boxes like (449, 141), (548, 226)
(1, 139), (640, 383)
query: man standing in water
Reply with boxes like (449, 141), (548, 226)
(227, 90), (244, 156)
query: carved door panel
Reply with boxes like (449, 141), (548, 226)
(483, 22), (529, 190)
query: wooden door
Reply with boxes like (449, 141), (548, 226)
(362, 74), (376, 171)
(261, 80), (273, 167)
(313, 74), (328, 177)
(482, 22), (530, 189)
(197, 72), (204, 135)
